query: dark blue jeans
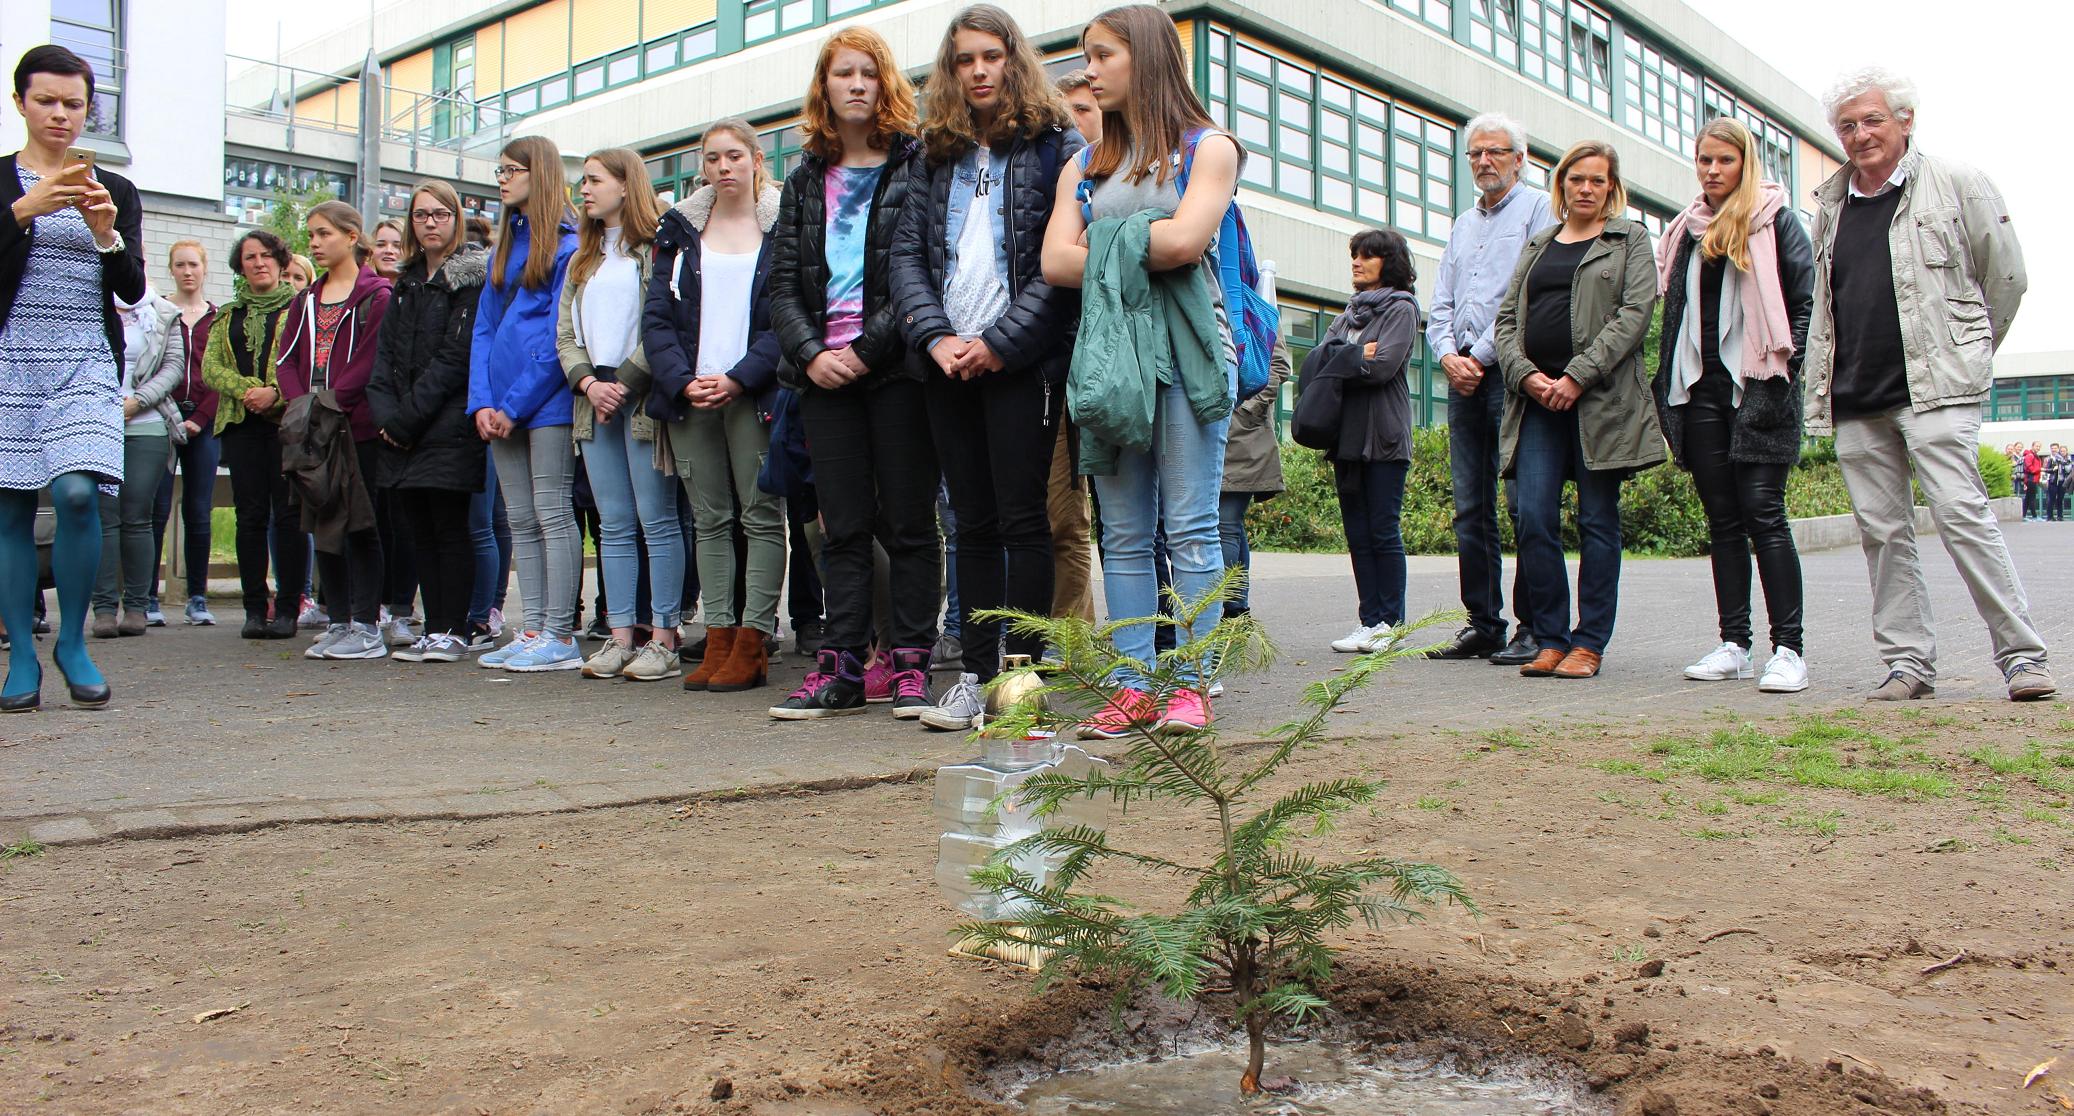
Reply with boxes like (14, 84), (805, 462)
(1448, 369), (1525, 641)
(1332, 458), (1409, 629)
(1513, 403), (1623, 654)
(1217, 492), (1252, 615)
(152, 426), (221, 601)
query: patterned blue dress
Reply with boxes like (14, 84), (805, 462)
(0, 166), (123, 495)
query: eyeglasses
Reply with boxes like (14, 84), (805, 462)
(1466, 146), (1516, 162)
(411, 208), (455, 223)
(494, 164), (529, 181)
(1835, 114), (1893, 138)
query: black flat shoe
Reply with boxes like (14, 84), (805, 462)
(1427, 626), (1504, 660)
(52, 656), (110, 710)
(1, 687), (39, 713)
(262, 612), (298, 640)
(1488, 629), (1540, 666)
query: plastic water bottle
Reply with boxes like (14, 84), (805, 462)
(934, 735), (1112, 921)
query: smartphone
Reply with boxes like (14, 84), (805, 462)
(63, 146), (96, 183)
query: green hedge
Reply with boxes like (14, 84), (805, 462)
(1248, 428), (1884, 559)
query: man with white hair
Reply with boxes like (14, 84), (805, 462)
(1424, 113), (1555, 663)
(1805, 67), (2053, 701)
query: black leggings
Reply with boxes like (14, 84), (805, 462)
(218, 418), (308, 616)
(313, 440), (387, 626)
(1680, 371), (1804, 654)
(393, 487), (475, 636)
(800, 379), (941, 656)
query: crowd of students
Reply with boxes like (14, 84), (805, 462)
(0, 7), (2055, 719)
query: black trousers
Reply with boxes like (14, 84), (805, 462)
(800, 379), (940, 656)
(393, 487), (475, 636)
(218, 417), (308, 616)
(314, 440), (387, 626)
(925, 369), (1055, 677)
(1681, 371), (1804, 653)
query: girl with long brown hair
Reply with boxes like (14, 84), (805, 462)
(645, 119), (789, 695)
(556, 147), (681, 682)
(1040, 4), (1241, 737)
(469, 135), (584, 673)
(765, 27), (935, 721)
(890, 4), (1083, 732)
(1651, 117), (1812, 694)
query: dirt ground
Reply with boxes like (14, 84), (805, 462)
(2, 701), (2070, 1116)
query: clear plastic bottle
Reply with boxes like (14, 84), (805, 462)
(934, 736), (1111, 921)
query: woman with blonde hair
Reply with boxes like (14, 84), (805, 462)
(891, 4), (1083, 731)
(557, 147), (680, 681)
(470, 136), (582, 672)
(1495, 140), (1661, 680)
(765, 28), (934, 719)
(371, 218), (405, 280)
(286, 253), (314, 292)
(1651, 117), (1812, 693)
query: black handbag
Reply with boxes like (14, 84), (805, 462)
(1289, 339), (1352, 453)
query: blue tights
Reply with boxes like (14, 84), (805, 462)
(0, 474), (105, 698)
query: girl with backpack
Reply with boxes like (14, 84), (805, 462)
(469, 137), (582, 673)
(1041, 4), (1240, 736)
(764, 28), (935, 720)
(890, 5), (1084, 732)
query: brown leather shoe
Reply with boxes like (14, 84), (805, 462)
(708, 626), (770, 693)
(682, 626), (738, 691)
(1519, 648), (1565, 677)
(1553, 647), (1603, 679)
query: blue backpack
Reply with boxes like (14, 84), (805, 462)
(1075, 127), (1279, 399)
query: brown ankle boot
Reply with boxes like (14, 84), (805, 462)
(709, 626), (770, 693)
(682, 626), (739, 691)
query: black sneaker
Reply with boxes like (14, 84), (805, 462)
(263, 607), (299, 640)
(582, 616), (612, 642)
(1488, 628), (1539, 666)
(769, 649), (868, 720)
(1428, 626), (1505, 660)
(683, 633), (709, 662)
(241, 612), (270, 639)
(890, 647), (933, 719)
(792, 619), (826, 656)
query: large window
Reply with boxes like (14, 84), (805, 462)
(1202, 27), (1455, 242)
(49, 0), (124, 139)
(745, 0), (897, 45)
(1702, 82), (1795, 192)
(1389, 0), (1452, 33)
(1622, 33), (1700, 156)
(1988, 375), (2074, 422)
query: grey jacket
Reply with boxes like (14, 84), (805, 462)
(557, 239), (656, 444)
(120, 295), (189, 445)
(1495, 216), (1664, 474)
(1803, 146), (2027, 433)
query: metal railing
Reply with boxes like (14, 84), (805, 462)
(224, 53), (517, 157)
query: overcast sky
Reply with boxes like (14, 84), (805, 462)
(225, 0), (2070, 353)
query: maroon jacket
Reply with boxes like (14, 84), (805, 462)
(172, 303), (220, 434)
(277, 265), (394, 442)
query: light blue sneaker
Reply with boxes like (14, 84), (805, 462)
(503, 634), (583, 673)
(479, 631), (542, 670)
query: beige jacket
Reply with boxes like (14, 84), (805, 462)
(1803, 146), (2027, 433)
(556, 238), (655, 443)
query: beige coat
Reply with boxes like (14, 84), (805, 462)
(556, 239), (655, 444)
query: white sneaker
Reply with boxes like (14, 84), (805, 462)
(1758, 647), (1809, 693)
(383, 616), (418, 647)
(581, 638), (639, 679)
(305, 623), (351, 659)
(1330, 623), (1393, 654)
(919, 672), (985, 732)
(621, 641), (682, 682)
(1683, 641), (1753, 681)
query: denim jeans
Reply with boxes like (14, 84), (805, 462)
(467, 463), (511, 626)
(1090, 378), (1230, 678)
(1448, 368), (1525, 642)
(95, 433), (173, 614)
(489, 426), (580, 638)
(151, 426), (220, 601)
(1332, 458), (1409, 629)
(1513, 403), (1624, 654)
(582, 413), (685, 630)
(1216, 492), (1252, 614)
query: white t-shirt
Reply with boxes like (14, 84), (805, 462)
(945, 145), (1010, 339)
(696, 244), (759, 377)
(580, 226), (643, 369)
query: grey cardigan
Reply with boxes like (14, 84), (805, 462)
(121, 295), (189, 445)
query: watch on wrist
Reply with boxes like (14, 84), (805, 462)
(96, 230), (125, 255)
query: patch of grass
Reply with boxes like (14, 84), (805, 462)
(2021, 806), (2063, 826)
(1600, 715), (1952, 800)
(1611, 943), (1650, 963)
(1725, 788), (1784, 806)
(1780, 810), (1842, 837)
(1922, 836), (1969, 853)
(1484, 727), (1533, 750)
(1992, 828), (2034, 846)
(1413, 796), (1450, 811)
(1686, 827), (1738, 841)
(1696, 798), (1730, 817)
(1, 840), (45, 860)
(1962, 743), (2074, 794)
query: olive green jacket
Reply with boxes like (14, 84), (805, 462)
(1494, 216), (1665, 475)
(556, 240), (655, 444)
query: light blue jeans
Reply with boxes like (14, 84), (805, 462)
(581, 413), (685, 630)
(1091, 378), (1231, 680)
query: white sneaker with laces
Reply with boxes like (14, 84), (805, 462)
(1331, 624), (1380, 654)
(622, 641), (682, 681)
(581, 639), (638, 679)
(305, 623), (351, 659)
(384, 616), (418, 647)
(919, 673), (985, 732)
(1758, 647), (1810, 693)
(1684, 641), (1754, 681)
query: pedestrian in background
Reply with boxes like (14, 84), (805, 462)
(90, 285), (186, 639)
(154, 239), (220, 627)
(1653, 117), (1813, 695)
(1804, 68), (2052, 702)
(1218, 340), (1289, 621)
(2046, 443), (2070, 523)
(1423, 113), (1554, 665)
(371, 218), (404, 281)
(1047, 67), (1101, 626)
(1496, 139), (1663, 681)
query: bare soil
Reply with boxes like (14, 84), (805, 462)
(2, 702), (2070, 1116)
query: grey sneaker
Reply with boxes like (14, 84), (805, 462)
(581, 639), (639, 679)
(2006, 660), (2058, 702)
(383, 616), (418, 647)
(418, 634), (466, 663)
(305, 623), (351, 659)
(184, 596), (217, 626)
(391, 634), (434, 663)
(1865, 670), (1933, 702)
(322, 623), (390, 660)
(931, 632), (963, 672)
(622, 641), (682, 682)
(919, 672), (986, 732)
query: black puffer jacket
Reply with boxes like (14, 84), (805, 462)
(888, 126), (1084, 385)
(644, 182), (785, 424)
(1651, 210), (1814, 467)
(768, 135), (922, 391)
(367, 244), (489, 492)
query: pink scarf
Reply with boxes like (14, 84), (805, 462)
(1654, 180), (1794, 381)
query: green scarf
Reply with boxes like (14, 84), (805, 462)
(201, 279), (298, 434)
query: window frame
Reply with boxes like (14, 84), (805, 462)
(49, 0), (125, 140)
